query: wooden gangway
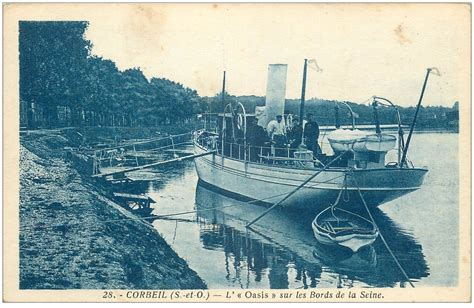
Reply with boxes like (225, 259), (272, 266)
(92, 150), (216, 178)
(96, 132), (192, 152)
(90, 131), (216, 178)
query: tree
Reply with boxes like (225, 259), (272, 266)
(19, 21), (91, 128)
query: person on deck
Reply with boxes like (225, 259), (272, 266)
(267, 115), (287, 158)
(288, 117), (303, 149)
(246, 117), (268, 161)
(267, 115), (287, 149)
(304, 113), (321, 155)
(247, 117), (267, 146)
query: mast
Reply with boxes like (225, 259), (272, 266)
(299, 59), (308, 128)
(221, 71), (226, 112)
(220, 71), (226, 156)
(299, 59), (308, 147)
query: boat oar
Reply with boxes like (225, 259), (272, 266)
(245, 151), (348, 228)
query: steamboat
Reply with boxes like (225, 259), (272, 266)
(193, 61), (437, 210)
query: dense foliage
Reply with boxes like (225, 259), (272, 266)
(205, 94), (459, 130)
(20, 21), (205, 128)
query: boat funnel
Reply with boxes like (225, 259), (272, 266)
(258, 64), (288, 127)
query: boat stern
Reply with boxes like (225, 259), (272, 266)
(346, 167), (428, 206)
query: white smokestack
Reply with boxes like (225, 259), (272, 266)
(258, 64), (288, 128)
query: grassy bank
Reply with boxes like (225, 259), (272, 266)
(19, 129), (206, 289)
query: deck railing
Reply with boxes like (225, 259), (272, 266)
(196, 134), (320, 167)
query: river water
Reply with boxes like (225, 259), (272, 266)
(124, 132), (458, 289)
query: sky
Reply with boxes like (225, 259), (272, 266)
(83, 3), (470, 107)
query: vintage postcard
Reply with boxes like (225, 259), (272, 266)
(3, 2), (471, 303)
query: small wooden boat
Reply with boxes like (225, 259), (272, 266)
(352, 134), (397, 153)
(326, 128), (369, 152)
(327, 129), (397, 153)
(312, 207), (379, 252)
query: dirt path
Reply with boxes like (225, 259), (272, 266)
(19, 131), (206, 289)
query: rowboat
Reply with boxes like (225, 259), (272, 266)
(326, 129), (368, 152)
(312, 207), (379, 252)
(327, 129), (397, 153)
(352, 134), (397, 153)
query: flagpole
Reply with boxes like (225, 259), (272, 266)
(400, 68), (438, 167)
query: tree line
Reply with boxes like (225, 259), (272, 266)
(19, 21), (206, 129)
(204, 94), (459, 130)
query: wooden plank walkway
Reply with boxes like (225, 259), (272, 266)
(92, 150), (216, 178)
(96, 132), (192, 152)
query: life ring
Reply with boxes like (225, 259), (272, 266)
(286, 114), (293, 128)
(237, 113), (244, 130)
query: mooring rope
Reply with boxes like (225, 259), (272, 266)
(350, 172), (415, 288)
(20, 173), (347, 232)
(330, 174), (346, 223)
(246, 150), (350, 227)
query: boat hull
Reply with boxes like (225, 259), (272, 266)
(311, 208), (379, 253)
(193, 142), (427, 210)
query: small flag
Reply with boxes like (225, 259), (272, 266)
(428, 67), (441, 76)
(308, 59), (323, 72)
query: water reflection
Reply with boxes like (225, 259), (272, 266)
(195, 182), (429, 288)
(111, 161), (191, 195)
(135, 133), (456, 288)
(198, 222), (322, 289)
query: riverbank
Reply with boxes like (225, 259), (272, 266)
(19, 129), (206, 289)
